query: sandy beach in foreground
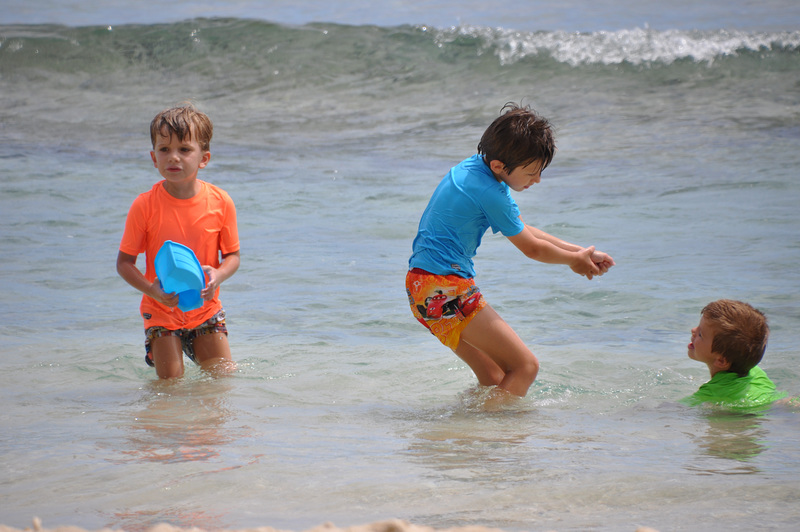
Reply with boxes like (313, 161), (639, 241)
(1, 519), (660, 532)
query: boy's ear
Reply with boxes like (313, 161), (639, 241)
(488, 159), (507, 176)
(199, 151), (211, 169)
(150, 151), (157, 168)
(713, 354), (732, 371)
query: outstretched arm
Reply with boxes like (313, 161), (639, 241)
(506, 217), (615, 279)
(116, 250), (180, 307)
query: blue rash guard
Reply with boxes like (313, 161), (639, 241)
(409, 154), (525, 278)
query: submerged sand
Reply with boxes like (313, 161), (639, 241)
(0, 519), (660, 532)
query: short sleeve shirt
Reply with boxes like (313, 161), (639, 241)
(119, 180), (239, 330)
(409, 154), (524, 278)
(680, 366), (787, 409)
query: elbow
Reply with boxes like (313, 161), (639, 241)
(522, 246), (543, 261)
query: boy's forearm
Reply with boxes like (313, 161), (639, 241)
(528, 238), (583, 266)
(525, 225), (582, 252)
(508, 228), (580, 266)
(215, 251), (240, 284)
(117, 259), (156, 297)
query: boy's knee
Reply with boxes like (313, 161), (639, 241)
(486, 366), (506, 387)
(520, 354), (539, 380)
(156, 365), (184, 379)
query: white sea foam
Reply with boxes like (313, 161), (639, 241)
(433, 25), (800, 65)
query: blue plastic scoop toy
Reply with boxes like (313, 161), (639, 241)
(154, 240), (206, 312)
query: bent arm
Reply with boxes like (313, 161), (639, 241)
(201, 250), (240, 300)
(524, 224), (583, 253)
(506, 217), (614, 279)
(116, 250), (178, 306)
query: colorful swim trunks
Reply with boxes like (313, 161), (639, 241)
(406, 268), (486, 350)
(144, 309), (228, 367)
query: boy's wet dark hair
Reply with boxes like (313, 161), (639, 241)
(150, 103), (213, 151)
(702, 299), (769, 377)
(477, 102), (556, 173)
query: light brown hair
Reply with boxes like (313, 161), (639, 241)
(702, 299), (769, 377)
(150, 103), (213, 151)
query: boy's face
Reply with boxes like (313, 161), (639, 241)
(688, 315), (721, 369)
(150, 128), (210, 185)
(493, 159), (544, 192)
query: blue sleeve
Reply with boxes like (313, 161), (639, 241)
(479, 183), (524, 237)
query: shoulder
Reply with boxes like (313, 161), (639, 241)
(707, 371), (742, 387)
(455, 155), (508, 195)
(456, 154), (492, 179)
(200, 181), (235, 203)
(693, 371), (739, 396)
(129, 182), (163, 208)
(747, 365), (776, 386)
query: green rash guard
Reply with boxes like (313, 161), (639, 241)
(681, 366), (787, 409)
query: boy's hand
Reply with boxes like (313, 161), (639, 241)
(590, 249), (616, 275)
(201, 265), (219, 301)
(151, 277), (180, 307)
(571, 246), (601, 279)
(198, 252), (240, 301)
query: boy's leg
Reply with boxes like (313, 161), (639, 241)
(457, 303), (539, 396)
(191, 332), (233, 373)
(453, 341), (506, 387)
(150, 335), (186, 379)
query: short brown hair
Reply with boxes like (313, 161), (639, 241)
(702, 299), (769, 377)
(150, 103), (213, 151)
(477, 102), (556, 173)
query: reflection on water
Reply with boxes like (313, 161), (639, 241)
(685, 409), (770, 475)
(102, 376), (253, 532)
(402, 387), (554, 486)
(119, 377), (237, 464)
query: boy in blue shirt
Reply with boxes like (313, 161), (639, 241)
(682, 299), (786, 408)
(406, 103), (615, 397)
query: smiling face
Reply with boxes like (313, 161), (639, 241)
(490, 159), (544, 192)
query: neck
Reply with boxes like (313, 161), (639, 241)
(163, 179), (200, 199)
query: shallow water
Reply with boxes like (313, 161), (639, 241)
(1, 1), (800, 531)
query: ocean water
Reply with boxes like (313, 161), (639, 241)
(1, 1), (800, 531)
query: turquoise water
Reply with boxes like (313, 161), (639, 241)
(1, 2), (800, 531)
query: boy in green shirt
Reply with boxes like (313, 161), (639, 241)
(682, 299), (786, 408)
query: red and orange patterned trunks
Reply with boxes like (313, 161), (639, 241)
(405, 268), (486, 350)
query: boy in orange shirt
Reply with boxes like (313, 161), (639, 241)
(117, 104), (240, 379)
